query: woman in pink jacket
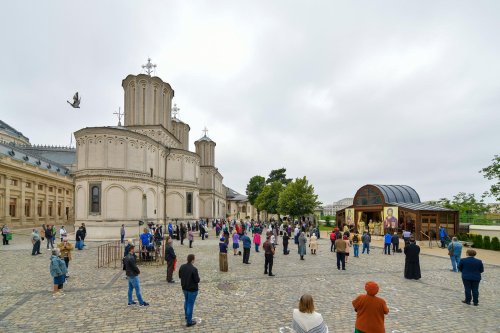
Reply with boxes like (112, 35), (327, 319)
(253, 232), (261, 252)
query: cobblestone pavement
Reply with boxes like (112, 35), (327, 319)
(1, 232), (499, 333)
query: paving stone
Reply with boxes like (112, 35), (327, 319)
(0, 232), (499, 332)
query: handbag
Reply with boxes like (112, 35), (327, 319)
(448, 244), (454, 256)
(6, 233), (12, 241)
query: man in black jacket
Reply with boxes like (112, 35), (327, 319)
(179, 254), (200, 327)
(165, 238), (176, 283)
(123, 246), (149, 306)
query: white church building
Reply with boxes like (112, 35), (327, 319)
(73, 61), (227, 238)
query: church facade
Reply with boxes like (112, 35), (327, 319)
(73, 66), (228, 238)
(0, 61), (258, 237)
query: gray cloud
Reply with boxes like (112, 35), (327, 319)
(1, 1), (498, 204)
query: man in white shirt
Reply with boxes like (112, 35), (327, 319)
(59, 226), (67, 243)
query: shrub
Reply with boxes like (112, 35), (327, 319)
(483, 236), (491, 250)
(491, 237), (500, 251)
(472, 235), (483, 249)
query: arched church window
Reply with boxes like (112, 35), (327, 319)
(90, 184), (101, 214)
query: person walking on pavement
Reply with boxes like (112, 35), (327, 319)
(298, 232), (307, 260)
(57, 238), (73, 277)
(2, 224), (10, 245)
(80, 223), (87, 247)
(458, 249), (484, 306)
(335, 235), (347, 270)
(75, 227), (84, 250)
(45, 225), (54, 250)
(352, 232), (360, 257)
(263, 235), (275, 276)
(329, 229), (337, 252)
(282, 231), (290, 255)
(120, 224), (126, 244)
(439, 226), (448, 248)
(352, 281), (389, 333)
(361, 231), (371, 254)
(232, 231), (240, 255)
(123, 245), (149, 306)
(241, 231), (252, 264)
(59, 226), (67, 243)
(50, 248), (68, 298)
(384, 231), (392, 255)
(253, 232), (261, 252)
(165, 238), (177, 283)
(309, 233), (318, 255)
(448, 237), (463, 272)
(179, 254), (200, 327)
(404, 237), (421, 280)
(31, 229), (42, 255)
(188, 229), (194, 248)
(391, 232), (400, 253)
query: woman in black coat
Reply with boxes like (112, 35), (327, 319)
(404, 238), (421, 279)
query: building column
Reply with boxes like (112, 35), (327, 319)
(33, 181), (39, 226)
(20, 178), (26, 226)
(4, 176), (11, 224)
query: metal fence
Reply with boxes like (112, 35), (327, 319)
(97, 241), (123, 268)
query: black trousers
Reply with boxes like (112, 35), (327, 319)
(166, 260), (174, 282)
(283, 243), (288, 254)
(264, 254), (273, 275)
(32, 240), (41, 255)
(243, 248), (250, 263)
(330, 240), (335, 252)
(336, 252), (345, 269)
(462, 279), (480, 305)
(2, 234), (8, 245)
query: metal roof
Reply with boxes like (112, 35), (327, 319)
(226, 187), (248, 201)
(0, 142), (70, 176)
(196, 135), (213, 143)
(0, 120), (30, 142)
(371, 184), (421, 204)
(388, 202), (456, 212)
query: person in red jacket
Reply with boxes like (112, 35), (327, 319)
(352, 281), (389, 333)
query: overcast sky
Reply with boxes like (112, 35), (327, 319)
(1, 1), (499, 204)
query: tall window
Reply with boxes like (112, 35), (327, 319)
(48, 201), (53, 217)
(90, 185), (101, 213)
(37, 200), (43, 216)
(241, 205), (247, 213)
(9, 198), (17, 217)
(25, 199), (31, 217)
(186, 192), (193, 215)
(57, 202), (62, 216)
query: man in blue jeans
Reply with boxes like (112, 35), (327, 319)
(179, 254), (200, 327)
(448, 237), (463, 272)
(384, 231), (392, 255)
(123, 246), (149, 306)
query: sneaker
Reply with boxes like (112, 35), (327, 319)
(167, 280), (176, 284)
(140, 302), (149, 306)
(128, 301), (138, 306)
(186, 322), (197, 327)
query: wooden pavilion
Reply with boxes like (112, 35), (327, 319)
(335, 184), (459, 241)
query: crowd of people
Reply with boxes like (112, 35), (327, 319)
(1, 215), (485, 330)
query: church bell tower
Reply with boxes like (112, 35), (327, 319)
(122, 58), (175, 130)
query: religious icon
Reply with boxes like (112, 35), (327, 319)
(384, 207), (398, 230)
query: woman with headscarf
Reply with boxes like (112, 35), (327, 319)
(352, 281), (389, 333)
(404, 237), (421, 280)
(309, 233), (318, 255)
(298, 232), (307, 260)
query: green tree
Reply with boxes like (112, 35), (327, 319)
(277, 176), (321, 220)
(266, 168), (292, 185)
(480, 155), (500, 201)
(255, 181), (284, 219)
(442, 192), (488, 223)
(246, 175), (266, 220)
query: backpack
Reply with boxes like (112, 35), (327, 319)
(353, 235), (359, 243)
(330, 232), (336, 241)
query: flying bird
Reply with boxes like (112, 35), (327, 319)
(67, 92), (81, 108)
